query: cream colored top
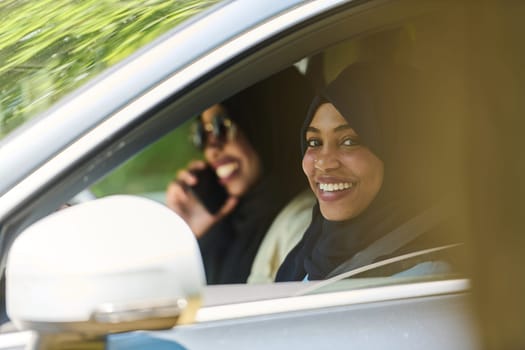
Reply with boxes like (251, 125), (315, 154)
(247, 189), (316, 284)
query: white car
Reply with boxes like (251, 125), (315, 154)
(0, 0), (522, 349)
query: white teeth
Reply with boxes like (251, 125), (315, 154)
(216, 163), (238, 178)
(319, 182), (353, 192)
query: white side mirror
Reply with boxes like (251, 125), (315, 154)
(6, 195), (204, 338)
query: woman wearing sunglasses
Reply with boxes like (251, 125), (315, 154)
(166, 67), (313, 284)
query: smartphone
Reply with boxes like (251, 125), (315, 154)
(189, 166), (228, 214)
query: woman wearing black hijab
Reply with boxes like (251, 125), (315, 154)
(276, 61), (464, 281)
(167, 67), (313, 284)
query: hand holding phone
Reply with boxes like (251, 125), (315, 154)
(189, 165), (229, 214)
(166, 161), (235, 238)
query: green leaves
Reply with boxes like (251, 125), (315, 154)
(0, 0), (219, 138)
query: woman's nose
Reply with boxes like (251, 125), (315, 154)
(204, 136), (224, 160)
(314, 150), (340, 172)
(204, 132), (224, 150)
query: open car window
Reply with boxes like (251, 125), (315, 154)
(85, 1), (470, 289)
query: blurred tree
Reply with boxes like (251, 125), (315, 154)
(0, 0), (218, 195)
(0, 0), (219, 137)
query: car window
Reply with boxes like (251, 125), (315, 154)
(0, 0), (220, 141)
(86, 2), (470, 290)
(0, 0), (469, 305)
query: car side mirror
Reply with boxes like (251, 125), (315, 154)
(5, 195), (205, 349)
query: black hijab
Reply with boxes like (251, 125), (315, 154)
(276, 61), (456, 281)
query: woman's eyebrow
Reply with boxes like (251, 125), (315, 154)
(306, 126), (320, 133)
(334, 124), (353, 132)
(306, 124), (354, 133)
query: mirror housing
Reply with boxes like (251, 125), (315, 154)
(6, 195), (204, 338)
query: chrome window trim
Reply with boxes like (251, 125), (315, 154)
(0, 0), (351, 220)
(195, 279), (470, 322)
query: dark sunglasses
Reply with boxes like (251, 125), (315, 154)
(191, 114), (236, 150)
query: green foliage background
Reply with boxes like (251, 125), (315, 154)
(0, 0), (217, 196)
(91, 118), (203, 198)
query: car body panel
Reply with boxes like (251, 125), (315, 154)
(0, 280), (477, 350)
(110, 290), (478, 350)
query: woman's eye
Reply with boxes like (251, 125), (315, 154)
(306, 138), (321, 148)
(342, 137), (360, 147)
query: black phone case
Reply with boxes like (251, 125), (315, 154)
(189, 166), (228, 214)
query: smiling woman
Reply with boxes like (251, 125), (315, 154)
(276, 60), (465, 282)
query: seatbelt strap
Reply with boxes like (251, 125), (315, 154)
(326, 201), (451, 279)
(296, 243), (462, 296)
